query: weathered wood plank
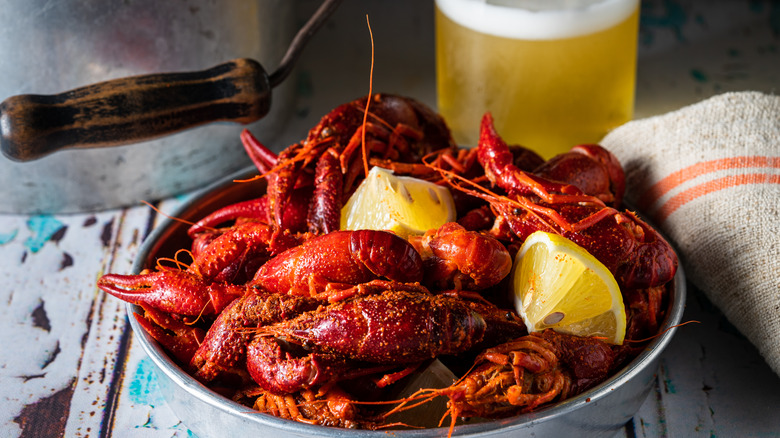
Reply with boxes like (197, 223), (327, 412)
(61, 206), (153, 437)
(0, 211), (129, 436)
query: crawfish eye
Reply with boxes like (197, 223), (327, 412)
(505, 311), (515, 321)
(320, 126), (333, 139)
(512, 208), (522, 216)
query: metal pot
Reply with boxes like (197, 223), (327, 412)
(0, 0), (300, 214)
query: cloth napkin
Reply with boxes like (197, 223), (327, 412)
(600, 91), (780, 376)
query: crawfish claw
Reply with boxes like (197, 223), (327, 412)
(98, 270), (245, 316)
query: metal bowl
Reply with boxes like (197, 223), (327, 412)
(127, 166), (687, 438)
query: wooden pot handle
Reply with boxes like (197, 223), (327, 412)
(0, 58), (270, 162)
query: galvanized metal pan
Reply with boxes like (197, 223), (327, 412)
(0, 0), (342, 214)
(127, 165), (687, 438)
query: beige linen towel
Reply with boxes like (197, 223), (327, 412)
(600, 91), (780, 375)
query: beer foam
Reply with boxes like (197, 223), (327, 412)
(436, 0), (638, 40)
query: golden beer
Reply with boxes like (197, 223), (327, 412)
(435, 0), (639, 159)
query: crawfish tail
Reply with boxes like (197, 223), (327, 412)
(570, 144), (625, 206)
(189, 220), (282, 283)
(534, 144), (626, 207)
(349, 230), (424, 283)
(246, 336), (358, 395)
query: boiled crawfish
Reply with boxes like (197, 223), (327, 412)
(246, 288), (526, 394)
(97, 229), (424, 317)
(96, 93), (678, 433)
(98, 223), (512, 318)
(235, 385), (381, 430)
(189, 93), (456, 240)
(459, 113), (678, 289)
(390, 330), (616, 433)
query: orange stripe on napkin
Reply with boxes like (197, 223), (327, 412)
(638, 156), (780, 211)
(656, 173), (780, 223)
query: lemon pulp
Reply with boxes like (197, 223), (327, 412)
(511, 231), (626, 345)
(340, 166), (456, 238)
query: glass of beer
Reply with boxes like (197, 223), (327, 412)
(435, 0), (639, 159)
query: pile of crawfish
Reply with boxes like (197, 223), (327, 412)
(98, 93), (677, 433)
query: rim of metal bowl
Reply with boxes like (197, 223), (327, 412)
(127, 165), (687, 437)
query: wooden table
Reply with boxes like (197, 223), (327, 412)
(3, 1), (779, 436)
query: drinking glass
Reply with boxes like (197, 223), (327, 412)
(435, 0), (639, 159)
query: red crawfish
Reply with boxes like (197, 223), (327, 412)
(188, 280), (430, 384)
(260, 93), (456, 235)
(388, 330), (615, 436)
(470, 113), (677, 289)
(245, 289), (527, 395)
(97, 229), (425, 317)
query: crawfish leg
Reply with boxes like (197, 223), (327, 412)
(187, 197), (270, 237)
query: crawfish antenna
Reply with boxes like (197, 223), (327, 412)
(361, 14), (375, 178)
(141, 200), (218, 233)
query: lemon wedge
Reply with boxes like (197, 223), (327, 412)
(511, 231), (626, 345)
(340, 166), (456, 238)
